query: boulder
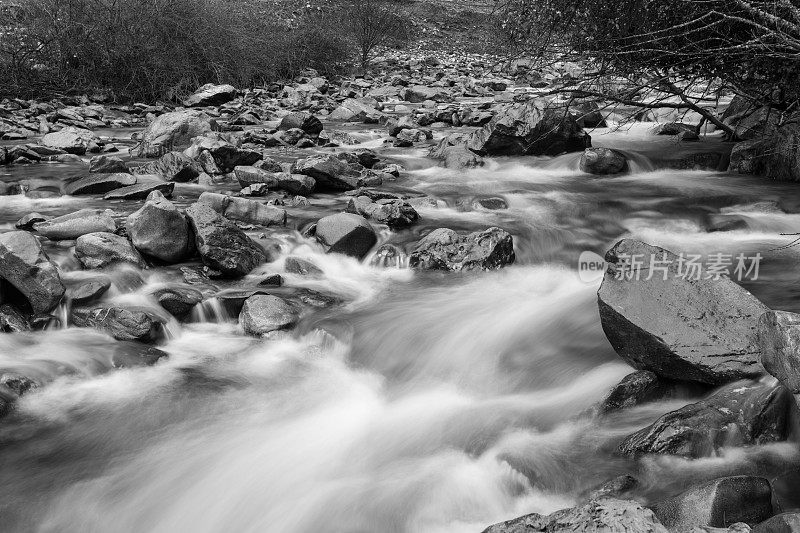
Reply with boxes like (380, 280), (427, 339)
(126, 191), (193, 263)
(184, 134), (261, 173)
(65, 173), (137, 195)
(329, 98), (382, 123)
(753, 513), (800, 533)
(89, 155), (128, 173)
(729, 123), (800, 182)
(314, 212), (377, 259)
(345, 196), (419, 228)
(239, 294), (298, 336)
(74, 232), (145, 269)
(136, 110), (217, 157)
(41, 127), (98, 155)
(0, 231), (64, 313)
(198, 192), (286, 226)
(133, 151), (202, 182)
(65, 277), (111, 305)
(183, 83), (236, 107)
(71, 306), (164, 343)
(598, 239), (767, 385)
(653, 122), (696, 136)
(618, 379), (792, 457)
(292, 154), (362, 191)
(150, 286), (203, 318)
(0, 305), (31, 332)
(580, 148), (628, 174)
(465, 100), (590, 156)
(596, 370), (671, 414)
(481, 498), (667, 533)
(652, 476), (773, 530)
(103, 180), (174, 201)
(401, 86), (451, 103)
(758, 310), (800, 405)
(278, 112), (323, 136)
(185, 203), (266, 277)
(15, 212), (50, 230)
(33, 209), (116, 240)
(409, 227), (515, 271)
(234, 166), (316, 195)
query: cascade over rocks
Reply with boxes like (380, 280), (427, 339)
(0, 231), (64, 313)
(598, 239), (767, 385)
(618, 378), (792, 457)
(465, 100), (590, 157)
(185, 202), (267, 277)
(409, 227), (515, 271)
(126, 190), (193, 263)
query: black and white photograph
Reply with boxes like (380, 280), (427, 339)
(1, 0), (800, 531)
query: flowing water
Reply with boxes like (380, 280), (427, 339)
(1, 122), (800, 532)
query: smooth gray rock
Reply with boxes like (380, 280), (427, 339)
(278, 112), (323, 135)
(198, 192), (286, 226)
(409, 227), (515, 271)
(619, 379), (791, 458)
(41, 127), (98, 155)
(0, 231), (64, 313)
(652, 476), (773, 531)
(136, 110), (217, 157)
(239, 295), (298, 335)
(65, 173), (137, 195)
(315, 212), (377, 259)
(33, 209), (116, 240)
(126, 191), (192, 263)
(183, 83), (236, 107)
(598, 239), (767, 385)
(74, 232), (145, 269)
(185, 203), (266, 277)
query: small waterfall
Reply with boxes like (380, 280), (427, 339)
(191, 297), (231, 324)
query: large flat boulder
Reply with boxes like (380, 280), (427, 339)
(65, 173), (137, 195)
(618, 379), (792, 458)
(136, 110), (217, 157)
(465, 100), (590, 156)
(74, 232), (145, 269)
(198, 192), (286, 226)
(41, 127), (98, 155)
(652, 476), (773, 531)
(0, 231), (64, 313)
(185, 203), (266, 277)
(126, 191), (193, 263)
(71, 306), (164, 343)
(598, 239), (768, 384)
(481, 498), (667, 533)
(183, 83), (236, 107)
(33, 209), (116, 240)
(291, 154), (361, 191)
(409, 227), (515, 271)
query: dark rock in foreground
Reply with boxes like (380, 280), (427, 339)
(409, 227), (515, 271)
(0, 231), (65, 313)
(185, 203), (266, 277)
(618, 379), (791, 457)
(598, 239), (767, 385)
(652, 476), (773, 531)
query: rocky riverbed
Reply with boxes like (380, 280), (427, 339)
(1, 52), (800, 532)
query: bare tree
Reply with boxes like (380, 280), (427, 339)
(341, 0), (412, 68)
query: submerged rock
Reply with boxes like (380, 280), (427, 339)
(409, 227), (515, 271)
(74, 232), (145, 269)
(0, 231), (65, 313)
(580, 148), (628, 174)
(598, 239), (767, 385)
(618, 379), (791, 457)
(65, 173), (137, 195)
(314, 212), (377, 259)
(185, 203), (266, 277)
(239, 294), (298, 336)
(652, 476), (773, 530)
(481, 498), (667, 533)
(71, 306), (164, 343)
(126, 191), (193, 264)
